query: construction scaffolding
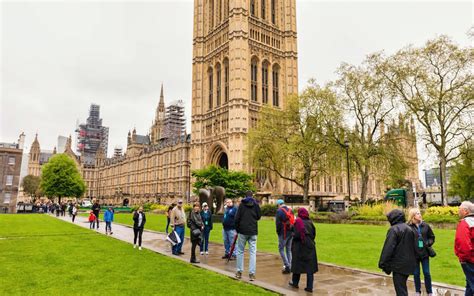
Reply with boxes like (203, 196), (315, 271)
(76, 104), (109, 163)
(162, 100), (185, 140)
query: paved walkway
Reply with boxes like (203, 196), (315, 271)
(57, 215), (464, 296)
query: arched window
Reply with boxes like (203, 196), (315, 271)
(271, 0), (276, 24)
(208, 67), (213, 110)
(272, 64), (280, 106)
(250, 0), (255, 16)
(262, 61), (269, 104)
(224, 58), (229, 102)
(216, 63), (222, 107)
(251, 57), (259, 102)
(261, 0), (266, 20)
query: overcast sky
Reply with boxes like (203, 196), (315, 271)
(1, 1), (472, 177)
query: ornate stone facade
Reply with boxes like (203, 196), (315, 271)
(190, 0), (298, 173)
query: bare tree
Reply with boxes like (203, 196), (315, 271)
(379, 36), (473, 205)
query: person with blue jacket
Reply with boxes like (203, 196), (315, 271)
(104, 207), (114, 235)
(200, 202), (213, 255)
(222, 198), (237, 259)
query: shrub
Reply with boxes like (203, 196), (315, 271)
(352, 215), (387, 221)
(260, 204), (278, 216)
(328, 211), (351, 222)
(353, 202), (400, 217)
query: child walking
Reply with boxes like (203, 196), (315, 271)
(88, 211), (96, 229)
(104, 207), (114, 235)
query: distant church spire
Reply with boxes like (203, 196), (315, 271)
(158, 83), (165, 114)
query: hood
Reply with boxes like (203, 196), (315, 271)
(387, 209), (405, 225)
(242, 197), (256, 207)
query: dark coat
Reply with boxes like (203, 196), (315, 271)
(133, 211), (146, 229)
(222, 206), (237, 230)
(409, 222), (435, 259)
(235, 197), (261, 236)
(378, 210), (417, 275)
(275, 206), (293, 236)
(92, 203), (101, 216)
(200, 210), (213, 230)
(188, 211), (204, 242)
(291, 218), (318, 274)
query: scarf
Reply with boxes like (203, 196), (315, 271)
(295, 208), (309, 242)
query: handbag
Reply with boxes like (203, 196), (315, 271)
(427, 246), (436, 258)
(192, 228), (202, 238)
(166, 231), (181, 246)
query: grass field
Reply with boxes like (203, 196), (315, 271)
(0, 215), (273, 295)
(85, 212), (463, 287)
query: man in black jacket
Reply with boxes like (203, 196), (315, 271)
(234, 191), (261, 281)
(379, 209), (417, 296)
(91, 201), (101, 229)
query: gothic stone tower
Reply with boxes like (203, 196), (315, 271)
(191, 0), (298, 172)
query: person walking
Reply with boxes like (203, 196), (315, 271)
(407, 208), (435, 296)
(379, 209), (417, 296)
(188, 202), (204, 263)
(170, 199), (186, 255)
(104, 207), (115, 235)
(88, 211), (96, 229)
(71, 204), (78, 223)
(288, 208), (318, 293)
(455, 201), (474, 296)
(91, 200), (101, 229)
(234, 191), (261, 281)
(276, 199), (294, 274)
(133, 206), (146, 250)
(200, 202), (213, 255)
(165, 202), (176, 234)
(222, 198), (237, 260)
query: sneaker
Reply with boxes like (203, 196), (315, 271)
(200, 252), (204, 255)
(133, 244), (137, 249)
(249, 273), (256, 281)
(139, 247), (142, 251)
(205, 251), (209, 255)
(304, 288), (313, 293)
(110, 232), (113, 235)
(282, 266), (291, 274)
(235, 271), (242, 279)
(179, 251), (185, 255)
(222, 255), (229, 259)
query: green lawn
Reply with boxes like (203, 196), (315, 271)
(88, 212), (463, 287)
(0, 215), (273, 295)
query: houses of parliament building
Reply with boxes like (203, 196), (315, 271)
(27, 0), (421, 205)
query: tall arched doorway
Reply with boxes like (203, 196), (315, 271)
(217, 152), (228, 169)
(208, 142), (229, 169)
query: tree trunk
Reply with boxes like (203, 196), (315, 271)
(360, 172), (369, 204)
(439, 155), (449, 206)
(58, 196), (62, 204)
(303, 169), (311, 203)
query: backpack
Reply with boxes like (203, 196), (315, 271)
(280, 207), (295, 238)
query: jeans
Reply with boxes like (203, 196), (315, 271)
(278, 233), (293, 268)
(105, 221), (112, 233)
(200, 227), (211, 252)
(292, 265), (314, 291)
(461, 262), (474, 296)
(414, 257), (432, 293)
(392, 272), (409, 296)
(236, 234), (257, 275)
(133, 227), (144, 246)
(223, 229), (237, 256)
(172, 225), (185, 254)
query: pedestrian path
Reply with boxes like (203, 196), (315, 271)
(57, 215), (464, 296)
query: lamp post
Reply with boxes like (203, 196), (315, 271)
(344, 139), (351, 200)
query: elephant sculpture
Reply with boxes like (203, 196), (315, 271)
(198, 186), (226, 214)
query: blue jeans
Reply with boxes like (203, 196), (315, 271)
(105, 221), (112, 233)
(236, 234), (257, 275)
(414, 257), (432, 293)
(172, 225), (185, 254)
(278, 233), (292, 268)
(200, 227), (211, 252)
(461, 262), (474, 296)
(223, 229), (236, 256)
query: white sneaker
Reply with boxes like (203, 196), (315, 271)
(139, 247), (142, 251)
(205, 251), (209, 255)
(133, 244), (137, 249)
(200, 252), (204, 255)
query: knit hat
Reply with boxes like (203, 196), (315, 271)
(202, 202), (208, 207)
(276, 199), (285, 205)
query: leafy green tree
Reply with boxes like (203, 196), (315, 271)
(192, 165), (256, 199)
(21, 175), (41, 200)
(248, 81), (343, 202)
(449, 142), (474, 200)
(40, 154), (86, 203)
(379, 36), (473, 205)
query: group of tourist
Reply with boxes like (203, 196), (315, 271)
(87, 201), (115, 236)
(379, 201), (474, 296)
